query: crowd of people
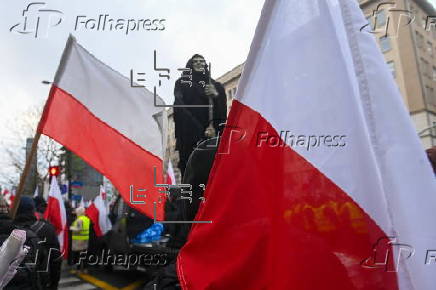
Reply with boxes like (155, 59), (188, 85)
(0, 192), (104, 289)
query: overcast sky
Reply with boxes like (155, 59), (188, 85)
(0, 0), (265, 186)
(0, 0), (435, 186)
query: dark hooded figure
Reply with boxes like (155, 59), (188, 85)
(173, 54), (227, 176)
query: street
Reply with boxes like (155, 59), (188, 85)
(59, 262), (152, 290)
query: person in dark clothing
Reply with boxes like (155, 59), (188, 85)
(0, 195), (13, 239)
(145, 137), (219, 290)
(14, 196), (61, 290)
(426, 146), (436, 175)
(173, 54), (227, 176)
(64, 201), (75, 265)
(33, 196), (47, 220)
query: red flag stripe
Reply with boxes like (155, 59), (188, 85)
(177, 100), (398, 289)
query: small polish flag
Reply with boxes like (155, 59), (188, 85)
(44, 178), (68, 259)
(86, 186), (112, 237)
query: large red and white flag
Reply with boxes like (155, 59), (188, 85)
(38, 35), (167, 219)
(44, 177), (68, 258)
(86, 186), (112, 237)
(177, 0), (436, 289)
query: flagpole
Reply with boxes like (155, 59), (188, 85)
(10, 132), (41, 219)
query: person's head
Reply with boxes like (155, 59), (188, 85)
(186, 54), (209, 75)
(426, 146), (436, 174)
(0, 195), (9, 216)
(16, 196), (35, 216)
(75, 207), (85, 216)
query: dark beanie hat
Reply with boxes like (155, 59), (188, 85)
(17, 196), (35, 215)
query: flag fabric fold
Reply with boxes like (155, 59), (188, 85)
(37, 35), (167, 219)
(177, 0), (436, 289)
(166, 159), (176, 185)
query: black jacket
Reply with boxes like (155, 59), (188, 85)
(173, 76), (226, 176)
(14, 213), (61, 290)
(0, 214), (13, 235)
(166, 137), (218, 249)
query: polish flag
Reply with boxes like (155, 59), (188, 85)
(7, 190), (15, 208)
(44, 177), (68, 259)
(37, 35), (167, 219)
(166, 160), (176, 185)
(86, 186), (112, 237)
(2, 189), (11, 206)
(177, 1), (436, 289)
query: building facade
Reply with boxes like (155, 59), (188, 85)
(217, 0), (436, 149)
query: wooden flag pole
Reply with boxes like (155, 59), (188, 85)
(10, 132), (42, 219)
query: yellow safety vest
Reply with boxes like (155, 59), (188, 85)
(72, 215), (90, 241)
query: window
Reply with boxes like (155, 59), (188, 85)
(425, 86), (435, 107)
(380, 36), (391, 52)
(427, 41), (433, 57)
(376, 10), (386, 28)
(415, 31), (423, 48)
(421, 58), (429, 76)
(387, 61), (396, 78)
(422, 16), (427, 29)
(433, 67), (436, 81)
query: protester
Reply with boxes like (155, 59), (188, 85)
(10, 196), (61, 290)
(64, 200), (75, 265)
(426, 146), (436, 175)
(173, 54), (227, 176)
(0, 195), (13, 235)
(33, 196), (46, 220)
(70, 207), (90, 273)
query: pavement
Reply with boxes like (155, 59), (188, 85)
(59, 262), (153, 290)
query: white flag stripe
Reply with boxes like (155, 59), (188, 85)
(55, 36), (166, 159)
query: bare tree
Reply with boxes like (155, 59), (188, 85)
(0, 105), (62, 189)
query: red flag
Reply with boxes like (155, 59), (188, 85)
(37, 36), (167, 219)
(44, 178), (68, 259)
(85, 202), (101, 237)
